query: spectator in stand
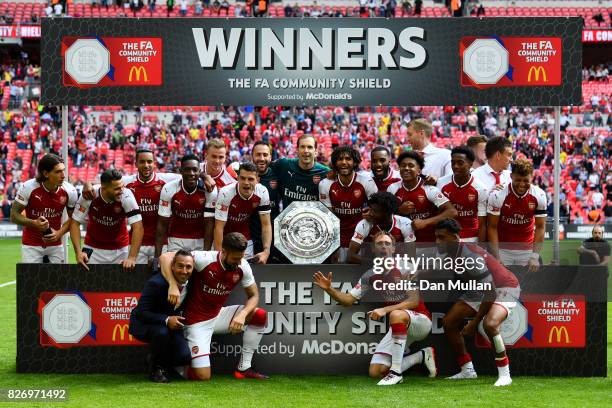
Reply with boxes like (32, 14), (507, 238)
(179, 0), (187, 16)
(148, 0), (156, 15)
(577, 225), (610, 266)
(414, 0), (422, 15)
(476, 3), (485, 17)
(166, 0), (174, 16)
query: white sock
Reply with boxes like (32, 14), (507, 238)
(238, 324), (264, 371)
(390, 339), (407, 373)
(400, 350), (424, 373)
(462, 361), (475, 372)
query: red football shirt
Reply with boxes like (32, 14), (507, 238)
(319, 172), (378, 247)
(72, 187), (142, 250)
(124, 172), (181, 246)
(183, 251), (256, 325)
(388, 179), (449, 243)
(158, 179), (217, 240)
(215, 182), (271, 240)
(438, 174), (488, 240)
(369, 169), (401, 192)
(15, 179), (78, 246)
(487, 183), (547, 249)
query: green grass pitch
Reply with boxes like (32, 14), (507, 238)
(0, 239), (610, 407)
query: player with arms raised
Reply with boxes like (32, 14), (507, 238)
(314, 232), (436, 385)
(160, 232), (268, 380)
(11, 154), (77, 263)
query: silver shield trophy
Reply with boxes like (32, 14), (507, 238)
(274, 201), (340, 264)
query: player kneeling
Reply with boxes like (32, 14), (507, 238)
(314, 232), (436, 386)
(159, 232), (268, 381)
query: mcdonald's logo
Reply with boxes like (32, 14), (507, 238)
(547, 326), (570, 344)
(527, 66), (547, 82)
(112, 324), (134, 342)
(128, 66), (148, 82)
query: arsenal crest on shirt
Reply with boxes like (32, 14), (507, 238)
(312, 175), (321, 184)
(199, 198), (205, 205)
(154, 185), (162, 192)
(418, 195), (426, 203)
(114, 204), (122, 213)
(468, 193), (476, 202)
(269, 180), (277, 189)
(528, 202), (536, 210)
(252, 201), (258, 208)
(231, 273), (240, 283)
(59, 196), (67, 204)
(353, 189), (362, 198)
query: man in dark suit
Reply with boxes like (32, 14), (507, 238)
(130, 250), (193, 383)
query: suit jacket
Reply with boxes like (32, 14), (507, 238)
(129, 273), (183, 338)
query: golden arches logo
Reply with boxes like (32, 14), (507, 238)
(128, 66), (148, 82)
(547, 326), (570, 344)
(527, 66), (547, 82)
(112, 324), (134, 342)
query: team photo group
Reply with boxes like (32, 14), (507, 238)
(13, 116), (552, 387)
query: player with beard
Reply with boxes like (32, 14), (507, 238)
(214, 162), (272, 262)
(11, 154), (77, 263)
(368, 146), (400, 192)
(348, 192), (415, 264)
(314, 232), (436, 386)
(437, 146), (488, 242)
(81, 149), (182, 265)
(249, 141), (280, 257)
(160, 232), (269, 381)
(388, 151), (457, 246)
(487, 159), (547, 271)
(270, 134), (330, 208)
(71, 169), (143, 270)
(435, 219), (519, 387)
(122, 149), (182, 264)
(156, 155), (217, 255)
(319, 146), (377, 262)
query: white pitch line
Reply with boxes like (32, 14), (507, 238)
(0, 280), (16, 288)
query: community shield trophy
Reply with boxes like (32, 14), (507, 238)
(274, 201), (340, 264)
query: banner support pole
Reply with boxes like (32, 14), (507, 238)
(553, 106), (561, 265)
(61, 105), (69, 263)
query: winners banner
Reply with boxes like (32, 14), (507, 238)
(17, 264), (606, 376)
(41, 18), (582, 106)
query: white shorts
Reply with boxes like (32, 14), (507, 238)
(336, 247), (349, 263)
(85, 246), (129, 264)
(184, 305), (244, 368)
(134, 245), (167, 264)
(464, 286), (521, 316)
(135, 245), (154, 265)
(499, 249), (535, 267)
(167, 237), (204, 252)
(21, 245), (65, 263)
(460, 237), (479, 243)
(246, 240), (254, 258)
(370, 310), (432, 366)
